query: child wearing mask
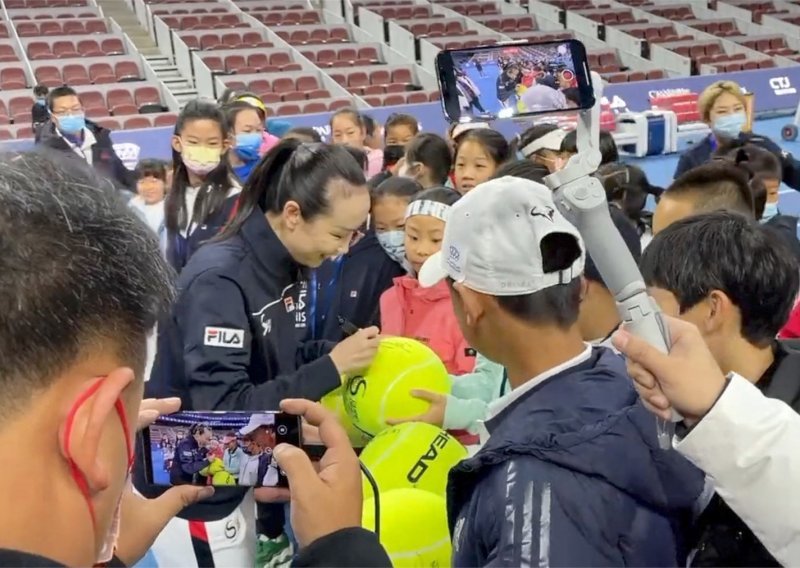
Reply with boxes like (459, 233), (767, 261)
(401, 133), (452, 189)
(330, 108), (383, 177)
(380, 187), (476, 375)
(453, 128), (510, 194)
(165, 100), (241, 272)
(130, 158), (168, 244)
(225, 101), (265, 183)
(31, 84), (48, 128)
(371, 176), (422, 272)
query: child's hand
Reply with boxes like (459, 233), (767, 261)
(387, 389), (447, 427)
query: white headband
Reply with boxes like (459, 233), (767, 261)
(405, 200), (451, 222)
(520, 128), (567, 158)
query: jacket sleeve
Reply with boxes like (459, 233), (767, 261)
(178, 445), (209, 476)
(292, 528), (392, 567)
(178, 271), (342, 411)
(673, 151), (693, 179)
(675, 373), (800, 566)
(297, 340), (336, 365)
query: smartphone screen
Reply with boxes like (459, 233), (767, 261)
(140, 411), (301, 488)
(436, 39), (595, 123)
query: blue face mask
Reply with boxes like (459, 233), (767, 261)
(235, 132), (263, 162)
(58, 114), (85, 135)
(376, 230), (407, 267)
(761, 202), (779, 222)
(712, 112), (746, 140)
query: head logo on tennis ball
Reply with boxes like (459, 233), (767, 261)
(342, 337), (451, 437)
(407, 430), (451, 484)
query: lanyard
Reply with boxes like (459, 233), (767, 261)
(308, 257), (344, 340)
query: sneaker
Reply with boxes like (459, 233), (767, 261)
(256, 533), (293, 568)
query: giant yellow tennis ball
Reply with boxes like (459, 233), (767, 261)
(342, 337), (450, 437)
(363, 488), (451, 567)
(320, 387), (373, 448)
(360, 422), (466, 498)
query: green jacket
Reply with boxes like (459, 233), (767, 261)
(444, 353), (508, 434)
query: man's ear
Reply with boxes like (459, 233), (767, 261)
(703, 290), (733, 335)
(579, 276), (590, 303)
(452, 283), (486, 327)
(58, 368), (135, 494)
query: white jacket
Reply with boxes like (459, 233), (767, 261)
(675, 373), (800, 565)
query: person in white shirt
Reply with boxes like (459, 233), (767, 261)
(129, 159), (167, 246)
(221, 433), (245, 482)
(613, 315), (800, 566)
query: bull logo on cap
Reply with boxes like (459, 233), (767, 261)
(530, 206), (555, 222)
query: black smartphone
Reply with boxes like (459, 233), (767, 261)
(436, 39), (595, 123)
(140, 410), (301, 488)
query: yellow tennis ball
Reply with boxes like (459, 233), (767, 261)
(360, 422), (466, 498)
(342, 337), (451, 436)
(320, 387), (373, 448)
(363, 488), (451, 568)
(212, 471), (236, 486)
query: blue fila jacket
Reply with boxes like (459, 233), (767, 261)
(447, 347), (705, 567)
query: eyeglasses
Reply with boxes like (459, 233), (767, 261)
(51, 108), (83, 118)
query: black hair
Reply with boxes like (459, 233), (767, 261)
(165, 100), (233, 234)
(496, 278), (582, 328)
(641, 211), (799, 347)
(384, 113), (419, 135)
(223, 101), (263, 135)
(135, 158), (168, 181)
(217, 87), (240, 105)
(343, 145), (368, 172)
(584, 206), (641, 286)
(406, 133), (453, 185)
(455, 128), (511, 167)
(362, 114), (377, 137)
(562, 87), (581, 107)
(283, 126), (322, 143)
(666, 162), (755, 218)
(329, 107), (364, 130)
(190, 423), (210, 436)
(511, 123), (559, 158)
(715, 144), (782, 220)
(371, 176), (422, 205)
(46, 85), (78, 110)
(561, 130), (619, 165)
(0, 152), (172, 416)
(597, 163), (663, 235)
(382, 144), (405, 169)
(221, 139), (367, 238)
(33, 84), (49, 98)
(493, 159), (550, 184)
(409, 185), (461, 207)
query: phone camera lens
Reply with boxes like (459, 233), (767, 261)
(278, 425), (288, 435)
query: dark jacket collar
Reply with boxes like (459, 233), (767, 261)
(0, 548), (65, 567)
(38, 118), (109, 148)
(239, 209), (302, 283)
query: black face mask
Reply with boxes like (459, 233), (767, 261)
(383, 144), (405, 169)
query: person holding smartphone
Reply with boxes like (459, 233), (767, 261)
(142, 139), (380, 568)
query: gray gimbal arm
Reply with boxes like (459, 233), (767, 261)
(543, 72), (679, 448)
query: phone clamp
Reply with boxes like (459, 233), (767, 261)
(543, 72), (680, 449)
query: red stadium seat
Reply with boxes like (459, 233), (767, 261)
(242, 31), (271, 48)
(154, 113), (178, 127)
(358, 46), (379, 63)
(348, 71), (368, 88)
(85, 20), (108, 34)
(63, 64), (90, 85)
(407, 92), (428, 104)
(16, 22), (39, 37)
(247, 53), (270, 71)
(303, 101), (327, 113)
(200, 33), (220, 50)
(203, 56), (224, 73)
(330, 27), (349, 42)
(77, 39), (103, 57)
(84, 106), (110, 118)
(121, 116), (151, 129)
(16, 126), (34, 139)
(370, 69), (390, 85)
(54, 40), (79, 59)
(115, 61), (141, 81)
(27, 41), (52, 60)
(307, 88), (330, 99)
(107, 88), (135, 112)
(95, 118), (119, 130)
(272, 77), (295, 93)
(289, 29), (310, 44)
(328, 98), (351, 111)
(220, 32), (244, 49)
(1, 67), (28, 90)
(40, 21), (63, 36)
(225, 54), (246, 73)
(383, 94), (405, 105)
(270, 52), (292, 66)
(88, 62), (115, 83)
(282, 91), (306, 102)
(296, 75), (319, 91)
(35, 65), (62, 87)
(276, 103), (301, 116)
(81, 90), (106, 111)
(135, 86), (162, 109)
(309, 28), (329, 44)
(101, 38), (125, 56)
(391, 68), (412, 84)
(9, 96), (30, 122)
(248, 79), (270, 94)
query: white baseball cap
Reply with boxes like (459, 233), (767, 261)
(238, 413), (275, 436)
(418, 176), (585, 295)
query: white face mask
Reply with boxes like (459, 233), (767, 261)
(97, 477), (127, 563)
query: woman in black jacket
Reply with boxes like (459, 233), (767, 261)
(142, 140), (381, 567)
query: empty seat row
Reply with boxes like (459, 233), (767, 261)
(348, 82), (425, 96)
(728, 1), (787, 23)
(712, 59), (776, 71)
(12, 11), (97, 19)
(300, 46), (381, 67)
(368, 6), (433, 19)
(587, 51), (621, 72)
(432, 36), (505, 50)
(6, 0), (87, 7)
(248, 89), (332, 104)
(251, 10), (321, 25)
(604, 69), (665, 83)
(627, 26), (693, 43)
(741, 36), (796, 56)
(268, 99), (353, 116)
(472, 14), (535, 32)
(689, 20), (738, 36)
(362, 90), (439, 107)
(582, 9), (644, 24)
(16, 19), (107, 36)
(329, 68), (414, 88)
(160, 15), (241, 30)
(151, 6), (230, 15)
(236, 1), (307, 8)
(34, 61), (143, 87)
(613, 0), (653, 6)
(441, 2), (500, 16)
(203, 53), (302, 74)
(228, 75), (324, 95)
(27, 38), (125, 60)
(181, 32), (272, 51)
(647, 6), (694, 20)
(404, 20), (469, 36)
(544, 0), (595, 9)
(673, 42), (724, 58)
(274, 26), (350, 44)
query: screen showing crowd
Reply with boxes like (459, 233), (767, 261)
(451, 43), (580, 119)
(146, 411), (285, 488)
